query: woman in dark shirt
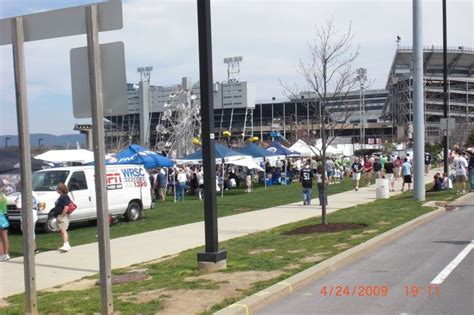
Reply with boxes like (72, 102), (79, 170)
(53, 183), (72, 252)
(384, 159), (396, 191)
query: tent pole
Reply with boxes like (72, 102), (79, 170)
(221, 162), (224, 198)
(173, 168), (177, 203)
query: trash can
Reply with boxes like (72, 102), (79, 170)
(376, 178), (390, 199)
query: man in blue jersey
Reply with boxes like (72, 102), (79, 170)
(300, 163), (314, 206)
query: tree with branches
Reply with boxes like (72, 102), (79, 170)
(282, 19), (360, 225)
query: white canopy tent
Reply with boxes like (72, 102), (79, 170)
(34, 149), (95, 164)
(228, 157), (265, 172)
(289, 139), (318, 156)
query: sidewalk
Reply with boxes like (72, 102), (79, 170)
(0, 170), (438, 298)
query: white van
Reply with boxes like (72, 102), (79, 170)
(7, 164), (154, 232)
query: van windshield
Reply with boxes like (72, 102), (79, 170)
(32, 171), (70, 191)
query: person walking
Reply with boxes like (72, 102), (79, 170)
(363, 156), (373, 185)
(351, 157), (363, 191)
(0, 185), (10, 261)
(401, 158), (412, 192)
(196, 167), (204, 200)
(245, 168), (252, 193)
(384, 158), (396, 192)
(325, 158), (335, 185)
(316, 165), (328, 206)
(468, 149), (474, 192)
(424, 152), (432, 175)
(157, 168), (167, 202)
(394, 156), (403, 180)
(453, 150), (469, 195)
(176, 168), (187, 202)
(53, 183), (72, 252)
(300, 163), (314, 206)
(373, 157), (383, 179)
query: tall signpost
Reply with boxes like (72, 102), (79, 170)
(85, 5), (113, 313)
(11, 16), (37, 314)
(0, 2), (123, 313)
(413, 0), (425, 201)
(196, 0), (227, 271)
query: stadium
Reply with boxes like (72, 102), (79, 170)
(75, 47), (474, 152)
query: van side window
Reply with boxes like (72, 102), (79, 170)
(68, 171), (88, 191)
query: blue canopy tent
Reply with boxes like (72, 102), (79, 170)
(265, 142), (300, 185)
(237, 143), (282, 189)
(178, 143), (249, 163)
(236, 143), (282, 161)
(265, 142), (300, 157)
(106, 144), (174, 168)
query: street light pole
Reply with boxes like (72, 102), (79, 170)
(442, 0), (449, 174)
(38, 138), (42, 148)
(5, 137), (10, 147)
(413, 0), (426, 201)
(356, 68), (367, 148)
(196, 0), (227, 271)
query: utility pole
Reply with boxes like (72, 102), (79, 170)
(412, 0), (425, 201)
(442, 0), (449, 174)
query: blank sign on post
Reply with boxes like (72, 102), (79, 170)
(70, 41), (128, 118)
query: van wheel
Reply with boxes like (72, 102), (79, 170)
(43, 215), (59, 233)
(125, 201), (142, 221)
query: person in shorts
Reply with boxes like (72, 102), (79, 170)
(52, 183), (72, 252)
(325, 158), (335, 184)
(453, 150), (468, 194)
(401, 158), (412, 192)
(351, 157), (363, 191)
(384, 158), (396, 192)
(373, 157), (383, 179)
(0, 184), (10, 261)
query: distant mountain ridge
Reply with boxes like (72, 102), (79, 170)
(0, 134), (85, 148)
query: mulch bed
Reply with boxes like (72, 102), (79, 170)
(284, 223), (368, 235)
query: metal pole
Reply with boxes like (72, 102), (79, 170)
(196, 0), (227, 267)
(442, 0), (449, 174)
(86, 5), (113, 314)
(12, 16), (37, 315)
(413, 0), (425, 201)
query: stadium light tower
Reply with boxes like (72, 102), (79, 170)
(223, 56), (242, 83)
(356, 67), (368, 148)
(137, 66), (153, 147)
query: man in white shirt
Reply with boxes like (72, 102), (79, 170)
(453, 150), (468, 194)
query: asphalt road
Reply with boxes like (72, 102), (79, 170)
(259, 194), (474, 315)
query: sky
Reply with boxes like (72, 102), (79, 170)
(0, 0), (472, 135)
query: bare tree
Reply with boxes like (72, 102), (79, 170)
(282, 19), (359, 225)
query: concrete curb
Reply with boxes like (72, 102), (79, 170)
(215, 202), (447, 315)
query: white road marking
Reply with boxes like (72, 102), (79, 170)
(431, 240), (474, 284)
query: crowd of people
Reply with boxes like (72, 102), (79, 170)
(0, 147), (473, 262)
(297, 147), (474, 207)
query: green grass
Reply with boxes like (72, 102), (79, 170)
(8, 178), (362, 257)
(2, 188), (457, 314)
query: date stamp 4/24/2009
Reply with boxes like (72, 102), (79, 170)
(319, 285), (440, 297)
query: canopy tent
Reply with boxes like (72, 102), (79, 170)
(178, 143), (251, 164)
(0, 149), (55, 174)
(265, 142), (300, 157)
(229, 157), (264, 172)
(236, 143), (283, 161)
(35, 149), (95, 164)
(106, 144), (174, 169)
(288, 139), (319, 156)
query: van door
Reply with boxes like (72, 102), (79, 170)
(67, 170), (94, 220)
